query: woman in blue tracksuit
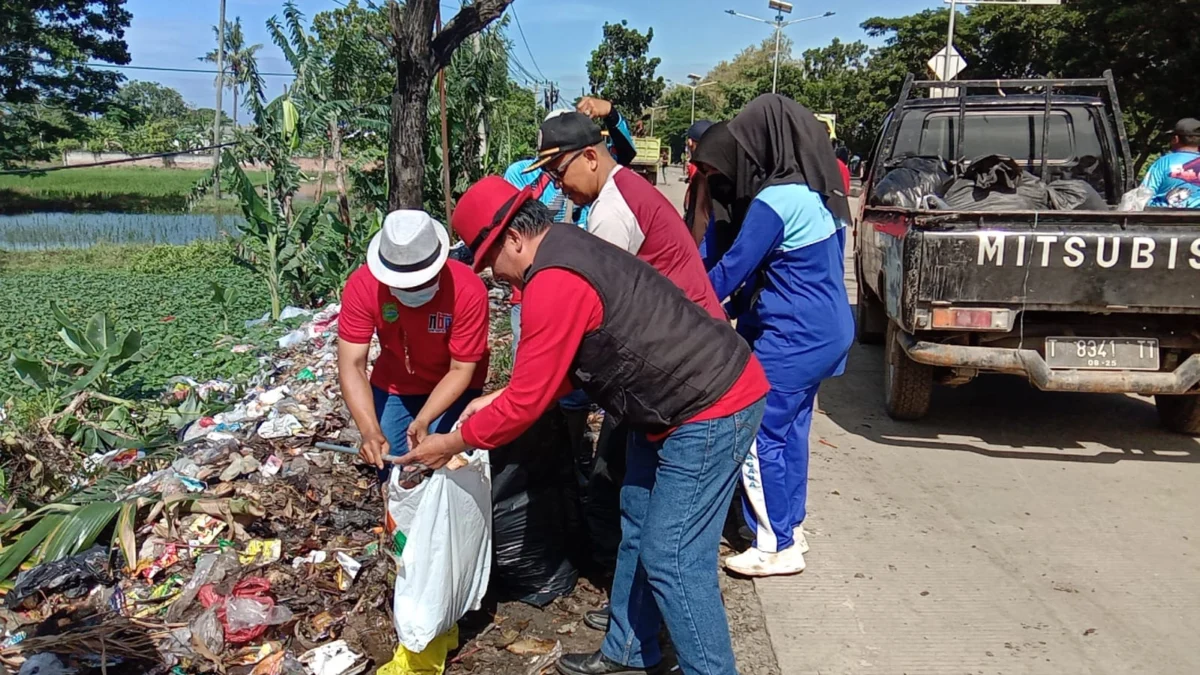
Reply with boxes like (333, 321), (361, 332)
(694, 95), (854, 577)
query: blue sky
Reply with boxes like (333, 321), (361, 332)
(123, 0), (941, 113)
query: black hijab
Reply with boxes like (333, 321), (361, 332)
(702, 94), (853, 228)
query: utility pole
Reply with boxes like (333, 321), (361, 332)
(944, 0), (958, 84)
(725, 3), (835, 94)
(212, 0), (226, 199)
(436, 8), (452, 223)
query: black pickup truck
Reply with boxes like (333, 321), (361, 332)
(855, 72), (1200, 433)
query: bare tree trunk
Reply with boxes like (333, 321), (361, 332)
(385, 0), (514, 211)
(315, 148), (327, 201)
(232, 87), (238, 130)
(1131, 116), (1164, 178)
(330, 118), (352, 230)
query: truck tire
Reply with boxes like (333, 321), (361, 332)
(1155, 395), (1200, 435)
(884, 321), (933, 421)
(856, 280), (887, 345)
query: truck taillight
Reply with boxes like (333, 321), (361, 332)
(930, 307), (1013, 331)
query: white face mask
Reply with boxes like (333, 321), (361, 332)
(391, 279), (439, 308)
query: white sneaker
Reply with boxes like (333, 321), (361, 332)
(794, 527), (810, 554)
(723, 545), (806, 577)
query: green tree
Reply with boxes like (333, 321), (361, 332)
(110, 81), (190, 127)
(0, 0), (132, 165)
(201, 17), (264, 130)
(586, 20), (666, 122)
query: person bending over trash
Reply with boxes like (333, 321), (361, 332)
(336, 210), (490, 482)
(401, 176), (769, 675)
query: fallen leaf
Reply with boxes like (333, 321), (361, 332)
(1083, 628), (1097, 636)
(506, 637), (558, 656)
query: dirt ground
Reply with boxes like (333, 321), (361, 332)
(442, 542), (780, 675)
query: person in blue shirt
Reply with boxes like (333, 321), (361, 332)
(694, 94), (854, 578)
(503, 97), (635, 226)
(1142, 118), (1200, 209)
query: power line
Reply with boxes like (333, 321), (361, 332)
(0, 142), (238, 175)
(509, 4), (546, 82)
(0, 54), (294, 78)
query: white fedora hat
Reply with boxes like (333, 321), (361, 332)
(366, 210), (450, 289)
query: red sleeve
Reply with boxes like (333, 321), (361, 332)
(839, 161), (851, 193)
(449, 269), (488, 363)
(461, 269), (602, 449)
(338, 267), (377, 344)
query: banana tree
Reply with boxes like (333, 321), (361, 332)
(223, 152), (328, 321)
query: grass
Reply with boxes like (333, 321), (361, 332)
(0, 167), (268, 215)
(0, 240), (277, 400)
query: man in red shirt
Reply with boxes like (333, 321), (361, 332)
(337, 210), (489, 477)
(402, 177), (769, 675)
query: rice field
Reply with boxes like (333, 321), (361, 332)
(0, 212), (244, 250)
(0, 167), (266, 214)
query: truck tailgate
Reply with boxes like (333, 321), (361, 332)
(901, 209), (1200, 312)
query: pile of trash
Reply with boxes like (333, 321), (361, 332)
(870, 154), (1109, 212)
(0, 297), (596, 675)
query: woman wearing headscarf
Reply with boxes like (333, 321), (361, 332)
(694, 94), (854, 577)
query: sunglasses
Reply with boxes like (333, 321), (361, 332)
(544, 149), (586, 188)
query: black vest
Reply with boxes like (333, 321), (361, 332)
(524, 224), (752, 433)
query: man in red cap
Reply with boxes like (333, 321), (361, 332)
(401, 177), (769, 675)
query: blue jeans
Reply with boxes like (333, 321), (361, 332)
(602, 398), (766, 674)
(511, 304), (590, 411)
(372, 386), (482, 478)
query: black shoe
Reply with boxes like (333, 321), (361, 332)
(583, 605), (610, 631)
(556, 650), (663, 675)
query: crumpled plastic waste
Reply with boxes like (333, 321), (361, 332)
(299, 640), (364, 675)
(166, 551), (239, 622)
(258, 414), (303, 439)
(198, 576), (280, 644)
(5, 546), (111, 610)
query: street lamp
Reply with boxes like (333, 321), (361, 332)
(725, 4), (835, 94)
(683, 74), (717, 126)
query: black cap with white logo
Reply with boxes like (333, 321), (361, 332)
(523, 112), (604, 173)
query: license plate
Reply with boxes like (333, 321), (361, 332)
(1045, 337), (1160, 371)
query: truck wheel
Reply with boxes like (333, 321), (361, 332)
(1155, 395), (1200, 435)
(856, 281), (887, 345)
(884, 321), (933, 421)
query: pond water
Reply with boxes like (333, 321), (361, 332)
(0, 212), (245, 250)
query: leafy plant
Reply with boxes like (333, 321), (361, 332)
(223, 154), (328, 321)
(9, 301), (153, 397)
(210, 281), (241, 333)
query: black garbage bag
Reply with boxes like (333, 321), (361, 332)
(6, 546), (112, 609)
(943, 156), (1051, 212)
(489, 408), (585, 607)
(583, 416), (627, 577)
(1047, 179), (1107, 211)
(869, 156), (950, 209)
(963, 154), (1023, 190)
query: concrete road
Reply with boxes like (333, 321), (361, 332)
(656, 171), (1200, 675)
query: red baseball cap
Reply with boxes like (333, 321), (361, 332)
(452, 176), (537, 273)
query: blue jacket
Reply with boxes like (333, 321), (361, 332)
(502, 110), (635, 226)
(706, 184), (854, 391)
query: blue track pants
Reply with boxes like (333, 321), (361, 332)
(740, 384), (817, 553)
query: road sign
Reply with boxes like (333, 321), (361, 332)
(928, 46), (967, 81)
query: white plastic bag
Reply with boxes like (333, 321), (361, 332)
(1119, 185), (1154, 212)
(387, 451), (492, 653)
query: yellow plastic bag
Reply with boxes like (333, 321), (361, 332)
(377, 626), (459, 675)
